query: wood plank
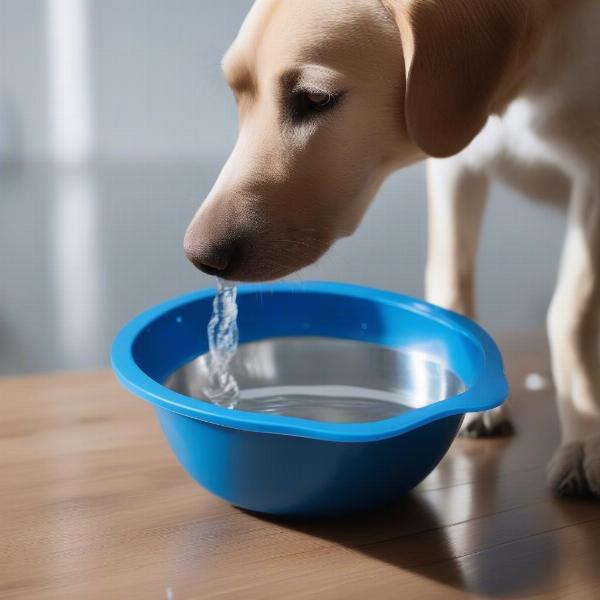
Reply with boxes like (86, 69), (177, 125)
(1, 334), (599, 599)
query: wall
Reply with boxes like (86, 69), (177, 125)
(0, 0), (566, 374)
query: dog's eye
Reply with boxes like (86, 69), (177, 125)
(289, 89), (341, 121)
(303, 91), (336, 111)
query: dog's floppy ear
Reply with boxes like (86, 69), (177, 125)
(385, 0), (529, 158)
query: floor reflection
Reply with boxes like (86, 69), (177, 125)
(248, 430), (561, 598)
(0, 162), (221, 374)
(0, 160), (567, 375)
(249, 496), (467, 592)
(51, 171), (102, 368)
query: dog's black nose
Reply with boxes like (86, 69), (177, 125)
(184, 239), (233, 276)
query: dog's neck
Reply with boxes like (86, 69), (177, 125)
(491, 0), (574, 115)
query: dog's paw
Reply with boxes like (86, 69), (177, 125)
(459, 406), (514, 438)
(583, 435), (600, 496)
(546, 434), (600, 498)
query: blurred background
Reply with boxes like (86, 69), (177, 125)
(0, 0), (566, 375)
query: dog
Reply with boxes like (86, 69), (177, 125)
(183, 0), (600, 498)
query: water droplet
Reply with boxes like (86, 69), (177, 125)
(524, 372), (549, 392)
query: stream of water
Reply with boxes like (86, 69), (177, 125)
(201, 278), (240, 409)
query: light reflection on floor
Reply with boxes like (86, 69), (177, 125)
(0, 161), (564, 374)
(51, 171), (102, 368)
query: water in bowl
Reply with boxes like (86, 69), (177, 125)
(166, 289), (465, 423)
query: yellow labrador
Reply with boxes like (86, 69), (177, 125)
(184, 0), (600, 498)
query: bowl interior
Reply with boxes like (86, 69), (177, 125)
(112, 283), (508, 441)
(164, 336), (466, 423)
(131, 286), (484, 388)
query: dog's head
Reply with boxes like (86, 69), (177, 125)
(184, 0), (529, 281)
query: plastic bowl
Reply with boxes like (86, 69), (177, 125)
(111, 282), (508, 516)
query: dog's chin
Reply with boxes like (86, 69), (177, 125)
(219, 246), (331, 283)
(218, 260), (309, 283)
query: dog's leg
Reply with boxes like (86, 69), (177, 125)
(546, 177), (600, 497)
(425, 158), (486, 316)
(425, 158), (513, 437)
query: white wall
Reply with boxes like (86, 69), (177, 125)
(0, 0), (568, 374)
(0, 0), (50, 161)
(0, 0), (252, 163)
(89, 0), (251, 161)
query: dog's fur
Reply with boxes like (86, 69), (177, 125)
(184, 0), (600, 497)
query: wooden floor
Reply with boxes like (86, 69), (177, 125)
(2, 333), (599, 599)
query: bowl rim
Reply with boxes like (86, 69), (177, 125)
(111, 281), (508, 442)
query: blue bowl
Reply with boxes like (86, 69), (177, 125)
(111, 282), (508, 516)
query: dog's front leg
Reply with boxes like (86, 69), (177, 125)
(425, 158), (487, 316)
(546, 177), (600, 497)
(425, 158), (513, 437)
